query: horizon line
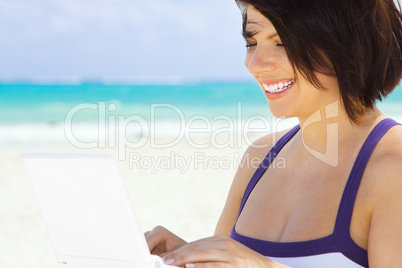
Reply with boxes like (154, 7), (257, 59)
(0, 75), (255, 85)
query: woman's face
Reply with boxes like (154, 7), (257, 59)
(244, 6), (340, 119)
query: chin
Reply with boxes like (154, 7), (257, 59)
(268, 103), (294, 119)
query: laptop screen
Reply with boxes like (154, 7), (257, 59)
(22, 153), (152, 267)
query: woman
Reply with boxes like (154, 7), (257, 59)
(145, 0), (402, 267)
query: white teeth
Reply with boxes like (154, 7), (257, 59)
(263, 79), (294, 93)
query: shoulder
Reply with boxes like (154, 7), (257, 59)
(366, 123), (402, 189)
(243, 127), (293, 162)
(240, 127), (292, 174)
(361, 123), (402, 221)
(364, 124), (402, 266)
(231, 127), (293, 196)
(376, 123), (402, 175)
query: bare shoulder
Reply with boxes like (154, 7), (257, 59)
(364, 124), (402, 266)
(228, 127), (293, 202)
(377, 123), (402, 170)
(364, 124), (402, 200)
(244, 128), (291, 163)
(239, 128), (291, 176)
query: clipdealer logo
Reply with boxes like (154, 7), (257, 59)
(63, 101), (339, 168)
(63, 101), (284, 160)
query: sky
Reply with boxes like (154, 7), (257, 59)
(0, 0), (250, 82)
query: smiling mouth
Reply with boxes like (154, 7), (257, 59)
(262, 79), (295, 93)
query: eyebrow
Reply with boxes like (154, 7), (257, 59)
(242, 21), (278, 40)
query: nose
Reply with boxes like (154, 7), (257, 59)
(245, 45), (277, 75)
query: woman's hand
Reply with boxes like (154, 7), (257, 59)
(145, 225), (188, 257)
(161, 234), (289, 268)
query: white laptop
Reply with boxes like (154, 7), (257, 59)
(21, 153), (178, 268)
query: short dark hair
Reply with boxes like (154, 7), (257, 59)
(236, 0), (402, 124)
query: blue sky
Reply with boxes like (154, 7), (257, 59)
(0, 0), (251, 82)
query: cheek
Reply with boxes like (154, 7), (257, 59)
(278, 53), (293, 71)
(316, 74), (340, 92)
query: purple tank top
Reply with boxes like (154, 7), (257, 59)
(230, 118), (400, 268)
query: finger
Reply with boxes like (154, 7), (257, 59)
(163, 234), (230, 261)
(185, 262), (228, 268)
(164, 248), (231, 267)
(162, 240), (207, 261)
(145, 226), (167, 252)
(163, 240), (235, 266)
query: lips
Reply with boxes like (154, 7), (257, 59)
(262, 79), (295, 93)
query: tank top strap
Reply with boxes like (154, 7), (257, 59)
(334, 118), (401, 238)
(237, 124), (300, 218)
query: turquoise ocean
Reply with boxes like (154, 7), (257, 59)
(1, 82), (401, 123)
(0, 81), (401, 151)
(0, 82), (270, 123)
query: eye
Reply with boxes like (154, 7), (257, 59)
(245, 42), (257, 48)
(276, 43), (285, 47)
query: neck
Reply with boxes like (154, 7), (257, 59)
(296, 103), (384, 166)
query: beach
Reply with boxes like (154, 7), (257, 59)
(0, 121), (266, 268)
(0, 82), (401, 267)
(0, 82), (279, 267)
